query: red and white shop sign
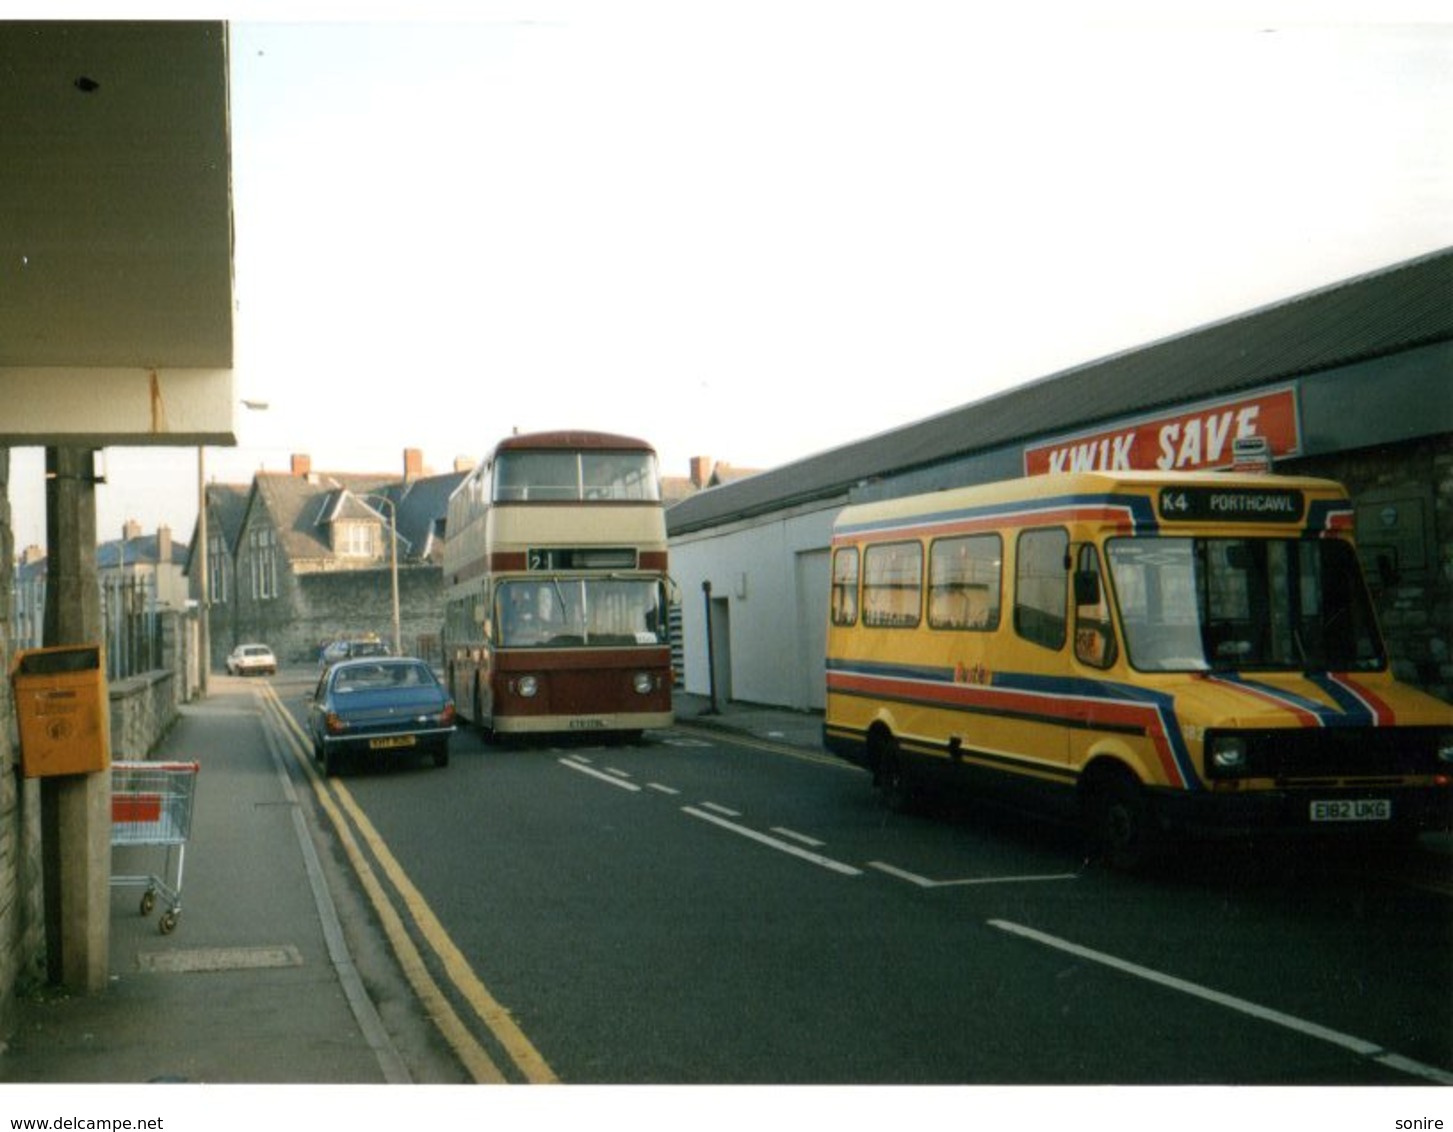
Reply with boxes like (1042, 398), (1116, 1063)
(1023, 386), (1301, 476)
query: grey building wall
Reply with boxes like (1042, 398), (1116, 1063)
(671, 499), (842, 711)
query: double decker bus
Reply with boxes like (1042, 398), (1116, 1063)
(824, 469), (1453, 869)
(442, 430), (673, 740)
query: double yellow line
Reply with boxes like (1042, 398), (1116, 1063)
(257, 683), (558, 1085)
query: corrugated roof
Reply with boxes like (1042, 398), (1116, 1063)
(667, 246), (1453, 534)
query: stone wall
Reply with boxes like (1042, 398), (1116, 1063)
(222, 563), (447, 667)
(108, 672), (179, 760)
(0, 449), (47, 1036)
(1292, 436), (1453, 703)
(0, 451), (188, 1041)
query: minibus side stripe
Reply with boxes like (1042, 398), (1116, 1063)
(1202, 674), (1363, 727)
(825, 661), (1196, 791)
(1307, 500), (1355, 534)
(991, 670), (1194, 791)
(1310, 673), (1397, 726)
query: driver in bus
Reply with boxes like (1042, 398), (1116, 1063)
(501, 588), (538, 645)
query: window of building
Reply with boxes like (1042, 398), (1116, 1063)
(928, 535), (1001, 630)
(208, 533), (228, 604)
(337, 520), (378, 558)
(249, 526), (278, 600)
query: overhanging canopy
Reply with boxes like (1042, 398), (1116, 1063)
(0, 21), (235, 446)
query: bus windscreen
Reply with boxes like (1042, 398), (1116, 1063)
(1106, 536), (1385, 673)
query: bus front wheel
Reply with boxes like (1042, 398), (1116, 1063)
(472, 679), (494, 742)
(1083, 769), (1160, 872)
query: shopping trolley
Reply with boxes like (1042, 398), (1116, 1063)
(110, 760), (199, 934)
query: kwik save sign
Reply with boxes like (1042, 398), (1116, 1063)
(1023, 386), (1301, 476)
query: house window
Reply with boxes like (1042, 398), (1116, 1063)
(208, 533), (229, 604)
(338, 521), (378, 558)
(249, 527), (278, 600)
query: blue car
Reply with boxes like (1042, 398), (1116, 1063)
(306, 657), (455, 776)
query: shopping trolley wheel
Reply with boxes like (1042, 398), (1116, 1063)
(140, 891), (157, 917)
(159, 910), (179, 935)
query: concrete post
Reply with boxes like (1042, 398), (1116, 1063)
(41, 447), (110, 993)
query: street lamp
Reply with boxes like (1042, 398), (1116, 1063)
(363, 493), (402, 657)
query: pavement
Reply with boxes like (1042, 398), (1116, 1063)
(0, 680), (821, 1088)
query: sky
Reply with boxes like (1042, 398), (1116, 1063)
(7, 0), (1453, 551)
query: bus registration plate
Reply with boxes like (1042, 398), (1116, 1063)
(369, 735), (417, 750)
(1310, 799), (1390, 823)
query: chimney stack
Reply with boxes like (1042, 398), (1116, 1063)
(690, 456), (713, 489)
(404, 448), (425, 482)
(122, 518), (143, 541)
(157, 525), (173, 565)
(291, 453), (312, 477)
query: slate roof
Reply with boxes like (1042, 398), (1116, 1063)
(97, 532), (190, 570)
(251, 469), (467, 568)
(667, 246), (1453, 535)
(370, 472), (468, 564)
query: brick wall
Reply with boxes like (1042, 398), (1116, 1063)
(1292, 435), (1453, 703)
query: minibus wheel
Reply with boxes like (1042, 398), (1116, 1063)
(1084, 769), (1158, 872)
(870, 730), (915, 813)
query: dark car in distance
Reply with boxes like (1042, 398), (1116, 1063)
(306, 657), (455, 776)
(319, 638), (391, 666)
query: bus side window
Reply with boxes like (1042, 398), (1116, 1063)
(1074, 544), (1118, 669)
(1014, 527), (1068, 650)
(863, 542), (922, 628)
(928, 534), (1002, 630)
(831, 547), (859, 627)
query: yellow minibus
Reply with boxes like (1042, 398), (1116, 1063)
(824, 470), (1453, 868)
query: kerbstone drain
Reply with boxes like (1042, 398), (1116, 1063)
(136, 945), (303, 974)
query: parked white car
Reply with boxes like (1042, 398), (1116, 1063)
(226, 643), (277, 677)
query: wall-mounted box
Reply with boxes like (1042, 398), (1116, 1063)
(11, 644), (110, 777)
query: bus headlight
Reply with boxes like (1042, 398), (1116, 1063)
(1438, 732), (1453, 765)
(1209, 735), (1248, 774)
(515, 675), (539, 698)
(632, 672), (655, 695)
